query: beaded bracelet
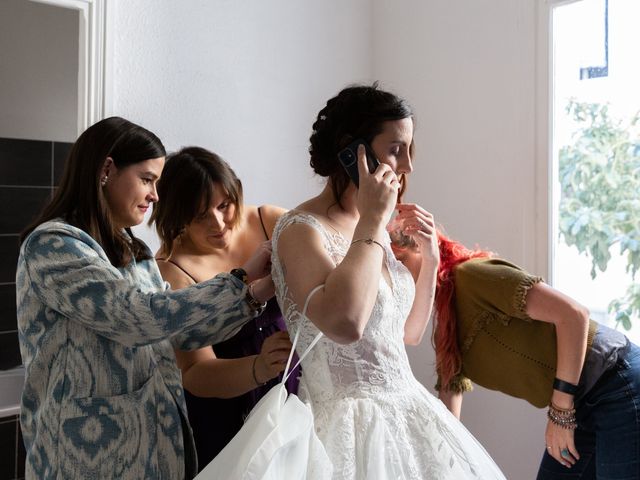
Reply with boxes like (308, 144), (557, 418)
(547, 402), (577, 430)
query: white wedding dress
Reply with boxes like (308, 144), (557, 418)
(271, 211), (506, 480)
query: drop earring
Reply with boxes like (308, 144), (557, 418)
(101, 175), (108, 187)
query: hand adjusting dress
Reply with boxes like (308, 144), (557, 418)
(271, 211), (506, 480)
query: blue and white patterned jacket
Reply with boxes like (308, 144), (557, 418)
(16, 220), (253, 479)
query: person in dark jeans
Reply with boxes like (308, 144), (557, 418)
(394, 231), (640, 480)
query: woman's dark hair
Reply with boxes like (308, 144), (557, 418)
(20, 116), (166, 267)
(309, 82), (414, 207)
(150, 146), (243, 255)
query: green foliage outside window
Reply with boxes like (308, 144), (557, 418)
(558, 100), (640, 331)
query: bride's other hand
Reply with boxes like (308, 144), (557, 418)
(395, 203), (439, 269)
(393, 204), (439, 345)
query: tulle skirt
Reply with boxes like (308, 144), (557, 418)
(305, 379), (506, 480)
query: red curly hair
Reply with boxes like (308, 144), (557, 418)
(433, 232), (492, 390)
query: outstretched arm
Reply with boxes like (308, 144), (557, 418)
(525, 283), (589, 400)
(22, 228), (252, 348)
(525, 282), (589, 467)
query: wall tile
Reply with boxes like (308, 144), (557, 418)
(53, 142), (72, 186)
(0, 284), (17, 333)
(0, 187), (51, 234)
(0, 418), (16, 479)
(17, 423), (25, 479)
(0, 138), (52, 187)
(0, 332), (21, 370)
(0, 236), (20, 284)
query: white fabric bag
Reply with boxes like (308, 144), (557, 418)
(195, 285), (332, 480)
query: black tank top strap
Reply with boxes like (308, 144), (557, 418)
(257, 206), (270, 240)
(157, 257), (199, 284)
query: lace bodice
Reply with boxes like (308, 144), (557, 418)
(271, 210), (417, 403)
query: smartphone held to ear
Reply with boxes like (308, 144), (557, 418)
(337, 139), (380, 188)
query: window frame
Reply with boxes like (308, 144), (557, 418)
(28, 0), (113, 134)
(535, 0), (583, 282)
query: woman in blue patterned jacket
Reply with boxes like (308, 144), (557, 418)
(16, 117), (272, 479)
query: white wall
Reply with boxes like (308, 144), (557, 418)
(111, 0), (373, 252)
(0, 0), (78, 142)
(372, 1), (543, 478)
(114, 1), (545, 478)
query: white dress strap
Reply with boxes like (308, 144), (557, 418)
(283, 284), (324, 382)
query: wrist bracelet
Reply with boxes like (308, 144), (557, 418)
(547, 402), (577, 430)
(251, 356), (264, 386)
(246, 282), (267, 317)
(553, 377), (578, 396)
(351, 238), (385, 253)
(550, 401), (574, 412)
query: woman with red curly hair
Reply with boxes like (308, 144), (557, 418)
(392, 231), (640, 480)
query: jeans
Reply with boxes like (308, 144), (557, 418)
(537, 342), (640, 480)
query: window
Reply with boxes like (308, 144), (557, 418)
(550, 0), (640, 343)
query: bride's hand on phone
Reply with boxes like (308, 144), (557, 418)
(356, 145), (399, 225)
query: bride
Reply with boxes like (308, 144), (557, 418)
(271, 84), (506, 479)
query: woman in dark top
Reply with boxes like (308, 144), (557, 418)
(393, 229), (640, 480)
(149, 146), (298, 470)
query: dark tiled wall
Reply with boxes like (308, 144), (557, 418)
(0, 415), (25, 480)
(0, 137), (70, 479)
(0, 137), (72, 370)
